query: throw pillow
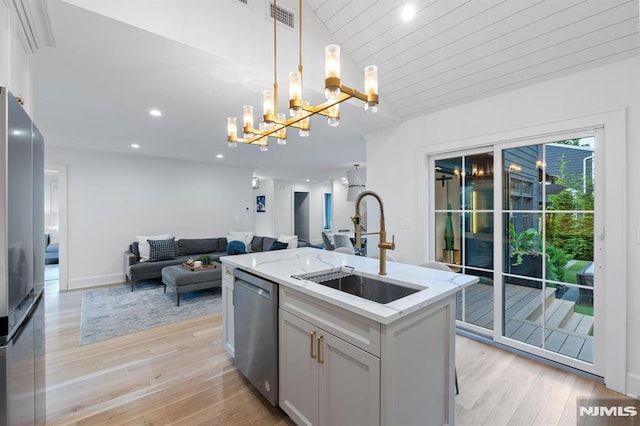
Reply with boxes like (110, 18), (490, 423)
(228, 230), (254, 251)
(148, 237), (176, 262)
(277, 234), (298, 249)
(136, 233), (171, 262)
(226, 240), (246, 255)
(270, 240), (289, 251)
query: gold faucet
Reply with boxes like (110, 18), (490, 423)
(352, 190), (395, 275)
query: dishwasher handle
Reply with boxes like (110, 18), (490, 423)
(235, 279), (272, 300)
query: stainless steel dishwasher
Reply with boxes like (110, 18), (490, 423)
(233, 268), (279, 406)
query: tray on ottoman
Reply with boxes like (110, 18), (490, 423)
(182, 262), (216, 272)
(162, 262), (223, 306)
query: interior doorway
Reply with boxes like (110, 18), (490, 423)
(44, 169), (60, 292)
(293, 191), (310, 244)
(44, 164), (67, 292)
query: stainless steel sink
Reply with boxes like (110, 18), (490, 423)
(292, 267), (421, 304)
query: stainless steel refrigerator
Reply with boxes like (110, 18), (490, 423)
(0, 87), (46, 425)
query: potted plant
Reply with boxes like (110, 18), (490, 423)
(509, 223), (539, 266)
(508, 223), (543, 287)
(197, 255), (212, 266)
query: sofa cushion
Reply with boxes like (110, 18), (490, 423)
(216, 237), (228, 253)
(148, 237), (176, 262)
(226, 240), (246, 255)
(262, 237), (277, 251)
(128, 257), (184, 280)
(177, 238), (219, 256)
(270, 240), (289, 251)
(227, 230), (254, 251)
(137, 233), (171, 262)
(278, 234), (298, 249)
(130, 242), (140, 259)
(251, 236), (264, 252)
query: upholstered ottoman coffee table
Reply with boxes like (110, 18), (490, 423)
(161, 262), (222, 306)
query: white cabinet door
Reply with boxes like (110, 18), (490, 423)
(222, 281), (234, 357)
(221, 264), (235, 357)
(279, 308), (381, 426)
(318, 331), (380, 426)
(279, 309), (319, 426)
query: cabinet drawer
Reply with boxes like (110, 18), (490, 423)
(280, 287), (381, 357)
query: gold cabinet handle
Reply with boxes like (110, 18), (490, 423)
(317, 335), (324, 364)
(310, 331), (317, 359)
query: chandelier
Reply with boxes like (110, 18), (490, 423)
(226, 0), (379, 151)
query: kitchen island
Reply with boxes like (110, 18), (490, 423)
(221, 247), (478, 426)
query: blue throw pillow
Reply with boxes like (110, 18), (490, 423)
(148, 237), (176, 261)
(269, 240), (289, 251)
(226, 240), (246, 255)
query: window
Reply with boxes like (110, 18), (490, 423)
(323, 192), (332, 230)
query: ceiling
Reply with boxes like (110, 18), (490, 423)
(33, 0), (639, 181)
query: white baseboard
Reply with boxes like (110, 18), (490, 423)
(67, 273), (123, 290)
(627, 373), (640, 399)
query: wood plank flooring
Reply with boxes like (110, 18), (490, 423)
(43, 281), (631, 425)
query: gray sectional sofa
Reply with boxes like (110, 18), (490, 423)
(124, 235), (286, 291)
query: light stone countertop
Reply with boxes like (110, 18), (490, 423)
(221, 247), (479, 325)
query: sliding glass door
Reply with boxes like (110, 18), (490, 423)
(500, 140), (596, 371)
(434, 151), (495, 333)
(433, 137), (599, 374)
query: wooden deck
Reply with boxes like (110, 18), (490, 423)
(457, 282), (593, 363)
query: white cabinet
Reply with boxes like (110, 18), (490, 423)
(279, 308), (380, 426)
(221, 263), (235, 357)
(279, 284), (456, 426)
(0, 0), (54, 116)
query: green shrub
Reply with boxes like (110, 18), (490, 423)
(546, 245), (569, 282)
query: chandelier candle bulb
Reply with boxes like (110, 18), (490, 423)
(276, 113), (287, 144)
(325, 45), (341, 100)
(299, 101), (310, 137)
(289, 71), (302, 116)
(364, 65), (379, 113)
(227, 116), (238, 141)
(258, 136), (269, 151)
(327, 103), (340, 127)
(263, 90), (275, 122)
(242, 105), (254, 136)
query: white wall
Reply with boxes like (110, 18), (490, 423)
(271, 179), (331, 244)
(331, 179), (357, 232)
(253, 177), (274, 237)
(45, 147), (254, 289)
(365, 57), (640, 396)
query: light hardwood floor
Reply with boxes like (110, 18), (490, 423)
(43, 281), (630, 425)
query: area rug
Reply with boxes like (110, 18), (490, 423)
(79, 281), (222, 346)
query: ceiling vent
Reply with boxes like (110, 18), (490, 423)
(236, 0), (248, 4)
(269, 2), (295, 29)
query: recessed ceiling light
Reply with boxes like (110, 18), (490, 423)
(305, 179), (310, 182)
(149, 109), (162, 117)
(131, 143), (141, 149)
(216, 154), (224, 159)
(401, 4), (415, 22)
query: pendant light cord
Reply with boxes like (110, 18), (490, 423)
(273, 0), (278, 114)
(298, 0), (303, 76)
